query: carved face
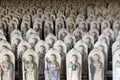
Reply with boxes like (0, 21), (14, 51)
(49, 38), (54, 44)
(15, 39), (20, 45)
(68, 38), (73, 44)
(32, 38), (37, 44)
(27, 55), (33, 62)
(22, 45), (27, 52)
(93, 23), (97, 28)
(92, 32), (97, 37)
(106, 32), (111, 38)
(50, 54), (56, 62)
(104, 22), (108, 28)
(68, 23), (74, 31)
(71, 55), (77, 62)
(34, 24), (40, 31)
(79, 45), (84, 52)
(102, 38), (107, 43)
(58, 45), (63, 51)
(23, 23), (28, 31)
(61, 32), (66, 38)
(86, 37), (91, 43)
(93, 54), (100, 61)
(98, 45), (104, 52)
(3, 55), (9, 61)
(57, 23), (62, 30)
(75, 31), (81, 37)
(40, 46), (45, 52)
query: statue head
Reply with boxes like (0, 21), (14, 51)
(86, 37), (91, 43)
(15, 38), (20, 45)
(68, 38), (73, 44)
(61, 32), (66, 38)
(92, 32), (97, 37)
(79, 45), (84, 52)
(3, 54), (9, 61)
(71, 55), (78, 63)
(93, 54), (100, 61)
(23, 23), (28, 31)
(98, 45), (104, 52)
(102, 38), (107, 43)
(57, 23), (62, 30)
(27, 55), (33, 62)
(106, 32), (111, 38)
(75, 31), (81, 37)
(32, 38), (37, 44)
(40, 46), (45, 52)
(58, 45), (63, 51)
(82, 22), (86, 27)
(46, 23), (51, 29)
(50, 54), (56, 62)
(49, 38), (54, 44)
(22, 45), (27, 52)
(104, 22), (108, 28)
(93, 22), (97, 28)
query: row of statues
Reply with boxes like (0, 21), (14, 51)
(0, 0), (119, 80)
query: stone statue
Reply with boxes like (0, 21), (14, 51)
(113, 49), (120, 80)
(0, 49), (15, 80)
(21, 22), (29, 40)
(17, 40), (31, 73)
(44, 22), (53, 38)
(66, 22), (75, 33)
(45, 48), (61, 80)
(33, 22), (42, 38)
(0, 55), (13, 80)
(55, 20), (64, 36)
(79, 21), (88, 32)
(94, 41), (108, 71)
(82, 33), (94, 52)
(58, 28), (69, 41)
(28, 34), (40, 49)
(24, 55), (37, 80)
(8, 21), (17, 41)
(90, 20), (99, 30)
(73, 28), (82, 41)
(67, 48), (82, 80)
(45, 33), (57, 49)
(113, 20), (120, 38)
(53, 40), (66, 75)
(22, 49), (38, 80)
(103, 28), (115, 46)
(89, 29), (99, 42)
(26, 28), (36, 40)
(11, 38), (21, 54)
(101, 20), (110, 33)
(88, 49), (104, 80)
(35, 40), (49, 75)
(112, 40), (120, 55)
(98, 34), (110, 46)
(64, 34), (76, 52)
(74, 40), (88, 73)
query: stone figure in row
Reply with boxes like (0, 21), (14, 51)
(44, 48), (61, 80)
(0, 49), (15, 80)
(88, 48), (104, 80)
